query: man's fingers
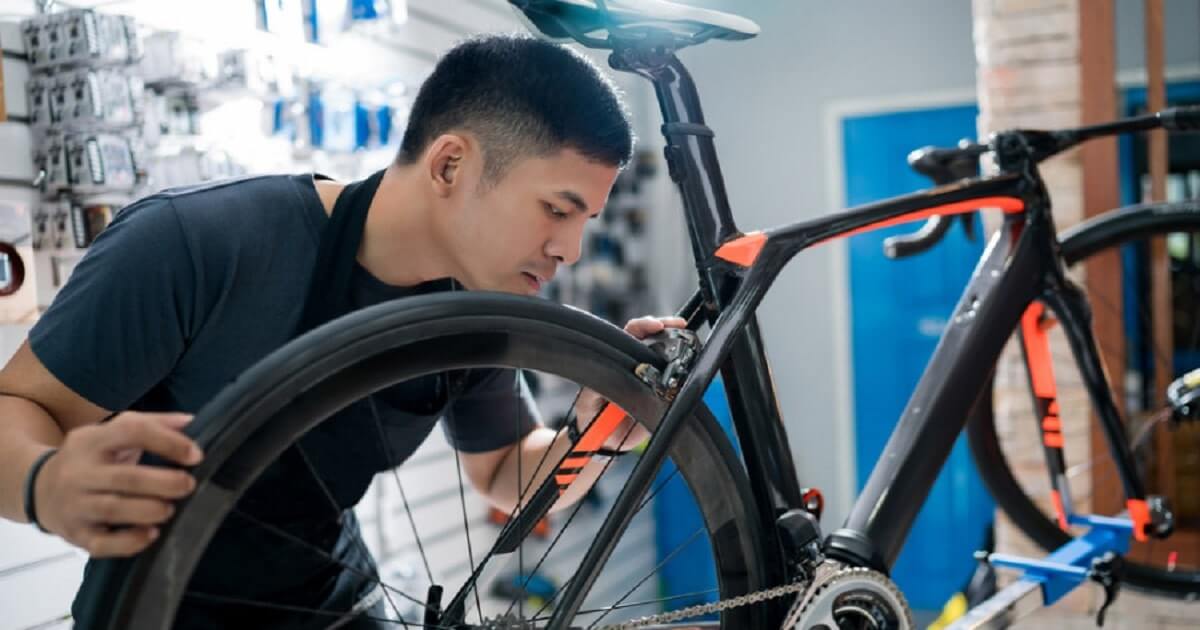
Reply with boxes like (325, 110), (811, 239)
(80, 525), (160, 558)
(92, 414), (203, 466)
(87, 464), (196, 499)
(624, 316), (687, 339)
(155, 413), (195, 430)
(81, 493), (176, 526)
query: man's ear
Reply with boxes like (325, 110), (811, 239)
(426, 134), (471, 198)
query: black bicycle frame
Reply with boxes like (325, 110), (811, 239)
(547, 46), (1151, 627)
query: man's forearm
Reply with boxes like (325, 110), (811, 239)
(0, 395), (65, 522)
(486, 427), (621, 515)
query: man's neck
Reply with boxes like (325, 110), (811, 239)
(317, 165), (459, 287)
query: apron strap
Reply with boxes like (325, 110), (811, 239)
(298, 169), (386, 334)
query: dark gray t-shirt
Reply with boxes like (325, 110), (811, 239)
(29, 174), (539, 627)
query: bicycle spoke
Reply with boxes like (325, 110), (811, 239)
(528, 468), (672, 624)
(368, 396), (436, 586)
(437, 384), (584, 620)
(501, 416), (642, 621)
(225, 506), (435, 615)
(586, 527), (706, 629)
(516, 370), (525, 621)
(293, 441), (406, 622)
(183, 590), (448, 628)
(636, 465), (681, 515)
(452, 444), (485, 624)
(531, 456), (679, 619)
(445, 380), (613, 618)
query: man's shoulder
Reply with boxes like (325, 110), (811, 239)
(154, 173), (300, 204)
(139, 173), (321, 248)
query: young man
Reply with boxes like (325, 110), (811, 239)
(0, 34), (681, 628)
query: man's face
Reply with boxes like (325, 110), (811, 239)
(446, 148), (620, 295)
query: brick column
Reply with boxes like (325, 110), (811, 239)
(973, 0), (1094, 616)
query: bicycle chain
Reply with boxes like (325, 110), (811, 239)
(595, 580), (810, 630)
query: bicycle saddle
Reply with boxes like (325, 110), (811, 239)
(508, 0), (759, 49)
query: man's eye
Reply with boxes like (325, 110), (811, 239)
(545, 203), (569, 219)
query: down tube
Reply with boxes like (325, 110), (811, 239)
(827, 221), (1046, 570)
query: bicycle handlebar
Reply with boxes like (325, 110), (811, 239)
(882, 141), (986, 259)
(1160, 105), (1200, 131)
(883, 105), (1200, 259)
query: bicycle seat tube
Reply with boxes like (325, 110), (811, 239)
(610, 42), (807, 525)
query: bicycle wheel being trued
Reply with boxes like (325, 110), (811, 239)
(78, 293), (779, 629)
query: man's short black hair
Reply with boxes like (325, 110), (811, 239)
(397, 34), (634, 183)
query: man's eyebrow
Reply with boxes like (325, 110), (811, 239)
(554, 190), (590, 214)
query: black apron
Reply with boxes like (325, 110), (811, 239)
(74, 171), (466, 629)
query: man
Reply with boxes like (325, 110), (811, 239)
(0, 34), (682, 628)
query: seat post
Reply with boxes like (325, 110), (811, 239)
(610, 46), (740, 274)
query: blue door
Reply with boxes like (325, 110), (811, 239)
(842, 104), (995, 610)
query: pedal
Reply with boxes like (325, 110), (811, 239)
(1167, 368), (1200, 424)
(1088, 552), (1123, 627)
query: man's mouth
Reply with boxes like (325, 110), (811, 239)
(521, 272), (543, 293)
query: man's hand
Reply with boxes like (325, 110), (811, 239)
(573, 316), (688, 453)
(35, 412), (203, 557)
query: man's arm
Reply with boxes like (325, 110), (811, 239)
(0, 341), (202, 556)
(460, 316), (683, 514)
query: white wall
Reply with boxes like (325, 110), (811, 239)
(658, 0), (980, 525)
(1116, 0), (1200, 73)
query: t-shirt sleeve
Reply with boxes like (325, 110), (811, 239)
(28, 196), (198, 411)
(441, 368), (542, 453)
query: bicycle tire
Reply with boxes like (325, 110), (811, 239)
(967, 201), (1200, 597)
(79, 292), (780, 628)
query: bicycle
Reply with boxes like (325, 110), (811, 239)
(78, 1), (1200, 628)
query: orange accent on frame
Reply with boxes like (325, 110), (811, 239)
(714, 231), (768, 267)
(1021, 303), (1058, 399)
(561, 456), (591, 469)
(817, 196), (1025, 246)
(1043, 433), (1064, 448)
(555, 473), (578, 487)
(554, 403), (631, 494)
(1041, 417), (1062, 432)
(1049, 489), (1069, 530)
(1127, 498), (1151, 542)
(574, 403), (630, 452)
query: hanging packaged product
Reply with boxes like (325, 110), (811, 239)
(20, 9), (141, 70)
(68, 202), (115, 249)
(140, 31), (219, 88)
(36, 132), (141, 196)
(27, 68), (143, 130)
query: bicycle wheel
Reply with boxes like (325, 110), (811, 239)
(967, 201), (1200, 596)
(79, 292), (780, 629)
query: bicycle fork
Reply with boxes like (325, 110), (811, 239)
(1031, 277), (1174, 542)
